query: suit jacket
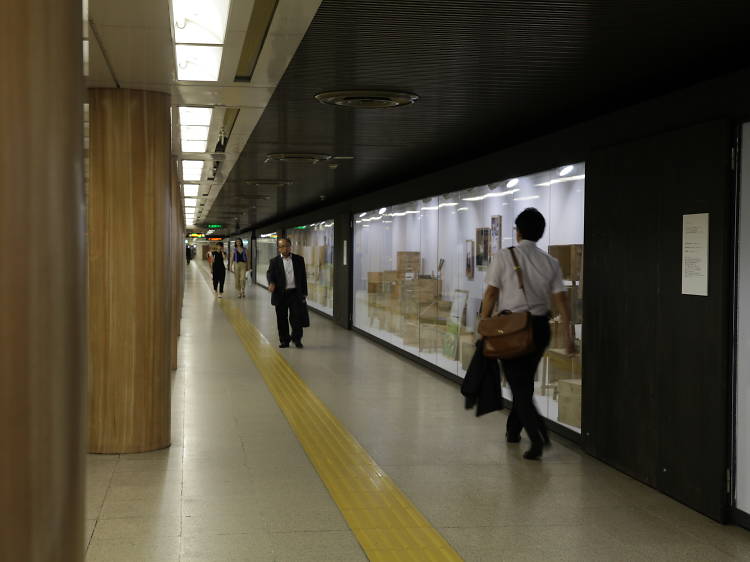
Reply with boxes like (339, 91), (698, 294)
(461, 340), (503, 416)
(266, 253), (308, 306)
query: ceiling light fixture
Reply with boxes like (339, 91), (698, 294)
(559, 165), (574, 176)
(263, 153), (353, 165)
(314, 90), (419, 109)
(176, 45), (223, 81)
(359, 212), (367, 218)
(179, 106), (213, 126)
(378, 208), (387, 215)
(183, 184), (200, 197)
(173, 0), (230, 45)
(182, 160), (204, 181)
(507, 178), (519, 188)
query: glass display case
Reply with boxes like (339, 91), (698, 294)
(353, 163), (585, 432)
(255, 233), (278, 288)
(287, 221), (335, 315)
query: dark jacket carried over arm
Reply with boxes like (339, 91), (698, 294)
(461, 340), (503, 416)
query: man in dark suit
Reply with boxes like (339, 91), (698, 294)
(266, 237), (308, 348)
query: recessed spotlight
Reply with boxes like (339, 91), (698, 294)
(378, 208), (387, 215)
(559, 165), (574, 176)
(315, 90), (419, 109)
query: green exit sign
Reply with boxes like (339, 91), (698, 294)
(208, 224), (223, 228)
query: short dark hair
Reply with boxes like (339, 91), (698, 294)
(278, 237), (292, 246)
(217, 241), (224, 247)
(515, 208), (546, 242)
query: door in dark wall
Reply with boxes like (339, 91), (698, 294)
(583, 120), (732, 521)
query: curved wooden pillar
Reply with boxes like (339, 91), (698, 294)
(88, 89), (172, 453)
(0, 0), (85, 560)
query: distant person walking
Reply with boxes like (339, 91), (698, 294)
(186, 244), (192, 265)
(480, 208), (575, 460)
(233, 239), (249, 298)
(266, 238), (308, 348)
(211, 241), (227, 298)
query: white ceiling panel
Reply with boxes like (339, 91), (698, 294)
(96, 26), (174, 86)
(90, 0), (170, 28)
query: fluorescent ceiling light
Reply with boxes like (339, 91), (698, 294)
(507, 178), (519, 188)
(184, 201), (197, 208)
(179, 106), (213, 126)
(180, 125), (213, 141)
(181, 125), (209, 141)
(438, 202), (458, 208)
(181, 139), (207, 152)
(457, 207), (468, 212)
(514, 195), (540, 201)
(355, 220), (362, 224)
(461, 189), (518, 202)
(535, 174), (586, 187)
(173, 0), (230, 45)
(176, 45), (223, 81)
(182, 160), (204, 181)
(420, 206), (438, 211)
(559, 165), (574, 176)
(183, 184), (200, 197)
(379, 207), (387, 214)
(359, 212), (367, 218)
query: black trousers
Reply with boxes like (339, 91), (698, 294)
(275, 289), (303, 344)
(212, 268), (225, 292)
(502, 315), (551, 447)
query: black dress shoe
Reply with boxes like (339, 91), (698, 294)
(523, 445), (543, 460)
(505, 433), (521, 443)
(293, 340), (303, 348)
(279, 342), (290, 348)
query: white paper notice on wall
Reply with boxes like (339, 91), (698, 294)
(681, 213), (709, 296)
(343, 240), (347, 266)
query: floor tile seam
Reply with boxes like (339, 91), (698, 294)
(213, 291), (462, 561)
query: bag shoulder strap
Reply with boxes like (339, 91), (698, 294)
(509, 247), (531, 311)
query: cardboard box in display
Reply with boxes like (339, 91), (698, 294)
(419, 300), (451, 325)
(557, 379), (582, 428)
(400, 320), (419, 346)
(397, 251), (421, 275)
(545, 349), (582, 383)
(419, 324), (443, 352)
(548, 244), (583, 282)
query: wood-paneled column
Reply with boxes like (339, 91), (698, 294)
(88, 88), (172, 453)
(0, 1), (85, 560)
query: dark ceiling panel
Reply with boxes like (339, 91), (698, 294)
(204, 0), (750, 230)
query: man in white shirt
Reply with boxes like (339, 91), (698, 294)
(481, 208), (575, 460)
(266, 238), (309, 348)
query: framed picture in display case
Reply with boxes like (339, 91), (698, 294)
(476, 227), (490, 270)
(491, 215), (502, 255)
(465, 240), (475, 280)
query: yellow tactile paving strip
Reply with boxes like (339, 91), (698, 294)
(199, 268), (462, 561)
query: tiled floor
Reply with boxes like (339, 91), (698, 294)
(85, 264), (750, 561)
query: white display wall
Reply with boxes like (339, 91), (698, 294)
(353, 163), (585, 431)
(736, 123), (750, 515)
(255, 234), (278, 288)
(287, 221), (335, 315)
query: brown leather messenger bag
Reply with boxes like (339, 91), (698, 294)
(478, 247), (535, 359)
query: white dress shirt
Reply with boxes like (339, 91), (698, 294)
(282, 255), (295, 289)
(485, 240), (565, 316)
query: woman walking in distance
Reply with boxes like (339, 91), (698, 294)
(233, 239), (249, 297)
(211, 241), (227, 298)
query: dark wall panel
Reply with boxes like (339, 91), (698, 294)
(583, 120), (732, 521)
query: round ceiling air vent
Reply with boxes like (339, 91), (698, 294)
(314, 90), (419, 108)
